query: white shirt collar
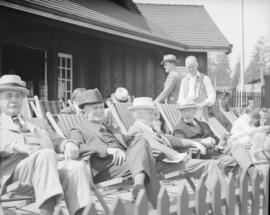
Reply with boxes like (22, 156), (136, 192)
(188, 70), (200, 79)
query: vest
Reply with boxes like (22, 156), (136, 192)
(183, 73), (209, 119)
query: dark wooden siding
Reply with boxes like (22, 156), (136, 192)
(0, 6), (208, 100)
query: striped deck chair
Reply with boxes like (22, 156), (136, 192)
(156, 103), (229, 139)
(218, 99), (238, 124)
(106, 101), (133, 135)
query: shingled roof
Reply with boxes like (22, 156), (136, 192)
(137, 3), (231, 52)
(0, 0), (231, 52)
(0, 0), (187, 51)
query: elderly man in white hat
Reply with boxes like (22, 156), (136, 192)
(128, 97), (228, 196)
(0, 74), (92, 215)
(155, 54), (184, 104)
(178, 56), (216, 120)
(173, 98), (259, 180)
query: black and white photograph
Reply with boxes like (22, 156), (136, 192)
(0, 0), (269, 214)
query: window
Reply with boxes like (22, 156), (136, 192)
(58, 53), (73, 101)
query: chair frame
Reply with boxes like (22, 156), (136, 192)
(218, 99), (238, 124)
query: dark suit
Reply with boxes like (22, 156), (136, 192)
(173, 118), (254, 173)
(69, 119), (160, 208)
(155, 71), (183, 103)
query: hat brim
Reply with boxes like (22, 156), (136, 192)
(128, 105), (156, 111)
(160, 59), (180, 65)
(177, 105), (197, 110)
(0, 86), (29, 96)
(79, 99), (106, 108)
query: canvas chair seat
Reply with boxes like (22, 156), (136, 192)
(218, 99), (237, 124)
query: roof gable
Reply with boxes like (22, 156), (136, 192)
(137, 3), (231, 52)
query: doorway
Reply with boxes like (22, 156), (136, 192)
(2, 44), (47, 99)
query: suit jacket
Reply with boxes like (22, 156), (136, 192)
(173, 118), (219, 144)
(0, 113), (64, 194)
(128, 120), (186, 163)
(155, 71), (182, 103)
(69, 119), (128, 159)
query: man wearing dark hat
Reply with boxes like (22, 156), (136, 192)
(155, 54), (184, 104)
(0, 75), (92, 215)
(173, 98), (259, 180)
(69, 89), (160, 208)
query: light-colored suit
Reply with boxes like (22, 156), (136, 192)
(0, 114), (92, 215)
(128, 120), (228, 195)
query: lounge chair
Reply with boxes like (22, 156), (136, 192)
(156, 103), (229, 139)
(218, 99), (238, 124)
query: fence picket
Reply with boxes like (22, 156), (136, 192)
(177, 185), (191, 215)
(211, 178), (221, 215)
(226, 174), (235, 215)
(111, 198), (125, 215)
(263, 168), (269, 215)
(157, 187), (170, 215)
(82, 202), (98, 215)
(134, 189), (148, 215)
(251, 171), (260, 215)
(195, 180), (207, 215)
(239, 173), (248, 215)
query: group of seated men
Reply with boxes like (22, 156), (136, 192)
(0, 74), (268, 215)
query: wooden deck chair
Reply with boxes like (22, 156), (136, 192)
(156, 103), (229, 140)
(218, 99), (238, 124)
(35, 98), (66, 118)
(207, 117), (230, 139)
(0, 181), (35, 211)
(21, 96), (43, 118)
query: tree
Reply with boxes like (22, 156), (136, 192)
(208, 53), (232, 88)
(245, 37), (270, 83)
(230, 59), (240, 88)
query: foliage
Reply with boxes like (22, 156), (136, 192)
(208, 53), (232, 88)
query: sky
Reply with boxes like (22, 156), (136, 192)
(134, 0), (270, 70)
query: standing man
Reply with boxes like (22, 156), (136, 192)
(178, 56), (216, 119)
(155, 54), (184, 104)
(0, 75), (92, 215)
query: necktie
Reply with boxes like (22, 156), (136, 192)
(12, 116), (30, 133)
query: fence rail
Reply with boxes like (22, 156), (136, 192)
(229, 90), (262, 108)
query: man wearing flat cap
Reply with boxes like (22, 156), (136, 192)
(69, 89), (160, 208)
(173, 98), (259, 180)
(0, 75), (92, 215)
(155, 54), (184, 104)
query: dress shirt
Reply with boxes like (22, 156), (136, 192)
(231, 113), (254, 136)
(178, 71), (216, 106)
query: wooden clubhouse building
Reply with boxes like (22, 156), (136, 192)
(0, 0), (231, 101)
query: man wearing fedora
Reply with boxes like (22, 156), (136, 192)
(173, 98), (259, 180)
(177, 56), (216, 120)
(128, 97), (228, 196)
(0, 74), (92, 215)
(69, 89), (161, 208)
(155, 54), (184, 104)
